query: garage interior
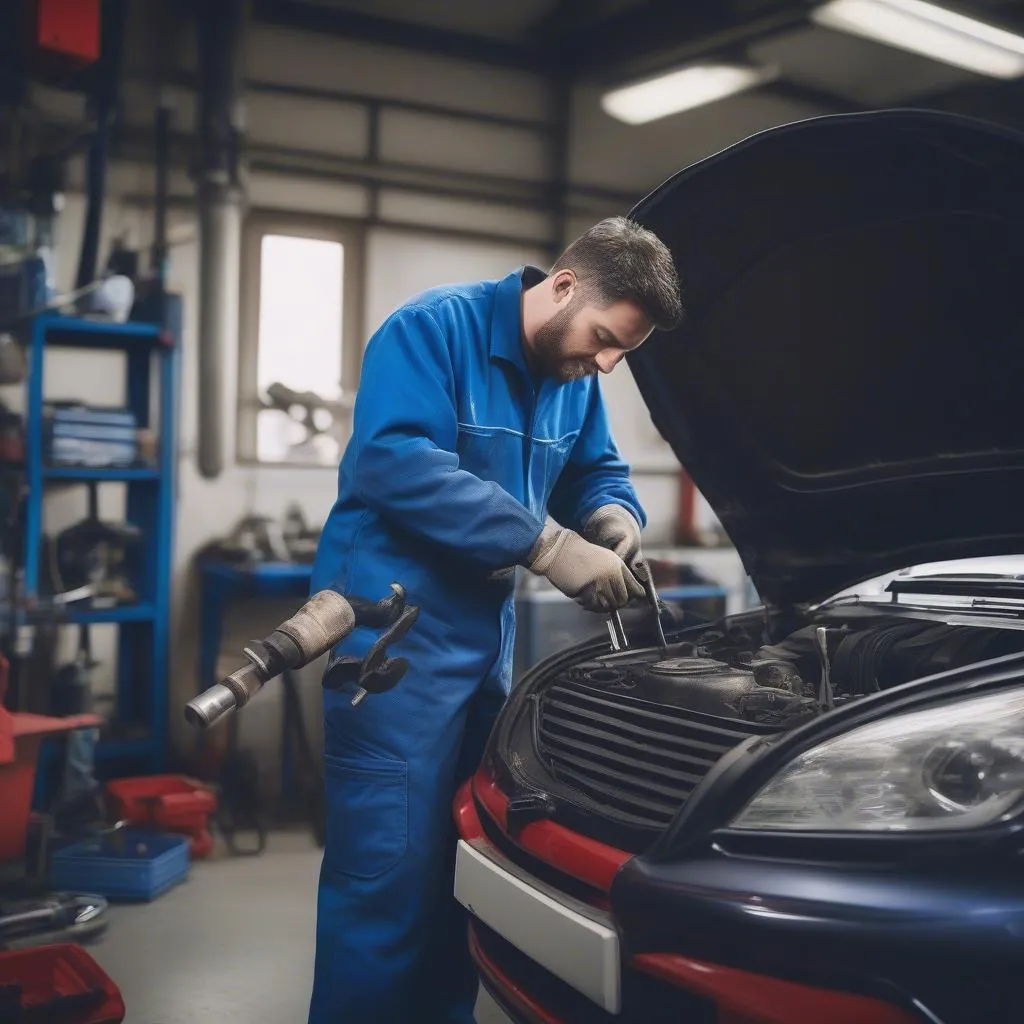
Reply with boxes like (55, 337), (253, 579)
(1, 1), (1024, 1022)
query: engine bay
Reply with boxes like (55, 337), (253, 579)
(550, 614), (1024, 728)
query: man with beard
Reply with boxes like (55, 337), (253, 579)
(308, 217), (682, 1024)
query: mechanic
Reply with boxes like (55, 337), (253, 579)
(308, 216), (682, 1024)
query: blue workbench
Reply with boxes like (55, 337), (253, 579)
(197, 561), (314, 695)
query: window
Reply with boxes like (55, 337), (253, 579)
(238, 215), (364, 466)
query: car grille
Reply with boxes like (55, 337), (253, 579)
(535, 680), (777, 830)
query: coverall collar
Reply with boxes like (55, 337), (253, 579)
(490, 265), (546, 376)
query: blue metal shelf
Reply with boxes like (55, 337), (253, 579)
(22, 309), (181, 787)
(65, 603), (157, 625)
(33, 313), (164, 349)
(44, 465), (161, 482)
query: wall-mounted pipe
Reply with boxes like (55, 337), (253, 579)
(75, 0), (128, 293)
(196, 0), (248, 480)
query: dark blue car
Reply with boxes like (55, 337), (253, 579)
(453, 110), (1024, 1024)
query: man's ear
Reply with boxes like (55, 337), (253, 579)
(550, 269), (576, 305)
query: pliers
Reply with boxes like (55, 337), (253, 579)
(606, 559), (669, 651)
(322, 584), (420, 705)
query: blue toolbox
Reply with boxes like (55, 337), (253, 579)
(49, 828), (190, 901)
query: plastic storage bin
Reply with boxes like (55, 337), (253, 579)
(105, 775), (217, 858)
(0, 943), (125, 1023)
(50, 829), (190, 901)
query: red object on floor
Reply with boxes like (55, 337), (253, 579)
(0, 943), (125, 1023)
(632, 953), (919, 1024)
(0, 655), (99, 863)
(106, 775), (217, 859)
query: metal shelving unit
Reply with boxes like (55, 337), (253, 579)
(23, 312), (180, 776)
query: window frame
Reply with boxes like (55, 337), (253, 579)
(237, 210), (366, 467)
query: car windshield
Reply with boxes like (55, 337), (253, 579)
(819, 556), (1024, 609)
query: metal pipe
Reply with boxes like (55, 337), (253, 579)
(196, 0), (248, 480)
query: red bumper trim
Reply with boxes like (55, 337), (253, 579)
(469, 925), (566, 1024)
(632, 953), (919, 1024)
(465, 768), (630, 893)
(453, 779), (485, 841)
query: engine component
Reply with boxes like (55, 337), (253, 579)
(185, 584), (419, 729)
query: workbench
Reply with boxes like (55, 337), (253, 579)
(197, 561), (314, 697)
(197, 561), (315, 801)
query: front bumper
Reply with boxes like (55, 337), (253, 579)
(455, 770), (930, 1024)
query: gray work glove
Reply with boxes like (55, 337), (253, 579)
(584, 504), (643, 567)
(524, 519), (644, 613)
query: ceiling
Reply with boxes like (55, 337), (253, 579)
(251, 0), (1024, 129)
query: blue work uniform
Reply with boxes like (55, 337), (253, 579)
(308, 266), (645, 1024)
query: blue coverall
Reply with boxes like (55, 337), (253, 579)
(308, 266), (645, 1023)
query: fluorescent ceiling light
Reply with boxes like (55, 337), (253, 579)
(601, 63), (776, 125)
(812, 0), (1024, 79)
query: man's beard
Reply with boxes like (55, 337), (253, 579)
(531, 301), (598, 383)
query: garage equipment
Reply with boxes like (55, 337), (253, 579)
(0, 942), (124, 1024)
(49, 827), (190, 902)
(0, 654), (97, 864)
(19, 312), (181, 789)
(185, 583), (419, 729)
(105, 775), (216, 859)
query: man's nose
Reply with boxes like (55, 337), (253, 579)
(595, 350), (624, 374)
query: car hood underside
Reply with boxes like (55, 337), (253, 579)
(626, 109), (1024, 607)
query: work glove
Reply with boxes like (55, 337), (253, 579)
(584, 504), (643, 567)
(524, 519), (644, 613)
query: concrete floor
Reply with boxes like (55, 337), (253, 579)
(86, 831), (506, 1023)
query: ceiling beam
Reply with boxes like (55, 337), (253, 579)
(557, 0), (812, 80)
(251, 0), (545, 72)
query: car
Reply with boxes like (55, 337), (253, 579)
(452, 108), (1024, 1024)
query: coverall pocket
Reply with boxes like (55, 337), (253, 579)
(323, 754), (408, 880)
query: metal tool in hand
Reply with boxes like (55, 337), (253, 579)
(323, 585), (420, 706)
(815, 626), (835, 710)
(633, 559), (669, 648)
(606, 609), (629, 651)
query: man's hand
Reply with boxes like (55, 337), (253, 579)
(584, 504), (643, 566)
(524, 520), (644, 613)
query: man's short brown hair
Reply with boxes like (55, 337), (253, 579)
(552, 217), (682, 331)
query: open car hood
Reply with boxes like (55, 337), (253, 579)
(627, 109), (1024, 608)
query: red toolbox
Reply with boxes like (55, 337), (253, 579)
(105, 776), (217, 859)
(0, 943), (125, 1023)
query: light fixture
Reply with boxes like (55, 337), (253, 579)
(812, 0), (1024, 79)
(601, 63), (777, 125)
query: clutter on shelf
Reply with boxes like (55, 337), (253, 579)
(198, 505), (321, 567)
(44, 403), (148, 469)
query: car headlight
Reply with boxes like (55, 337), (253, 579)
(731, 687), (1024, 832)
